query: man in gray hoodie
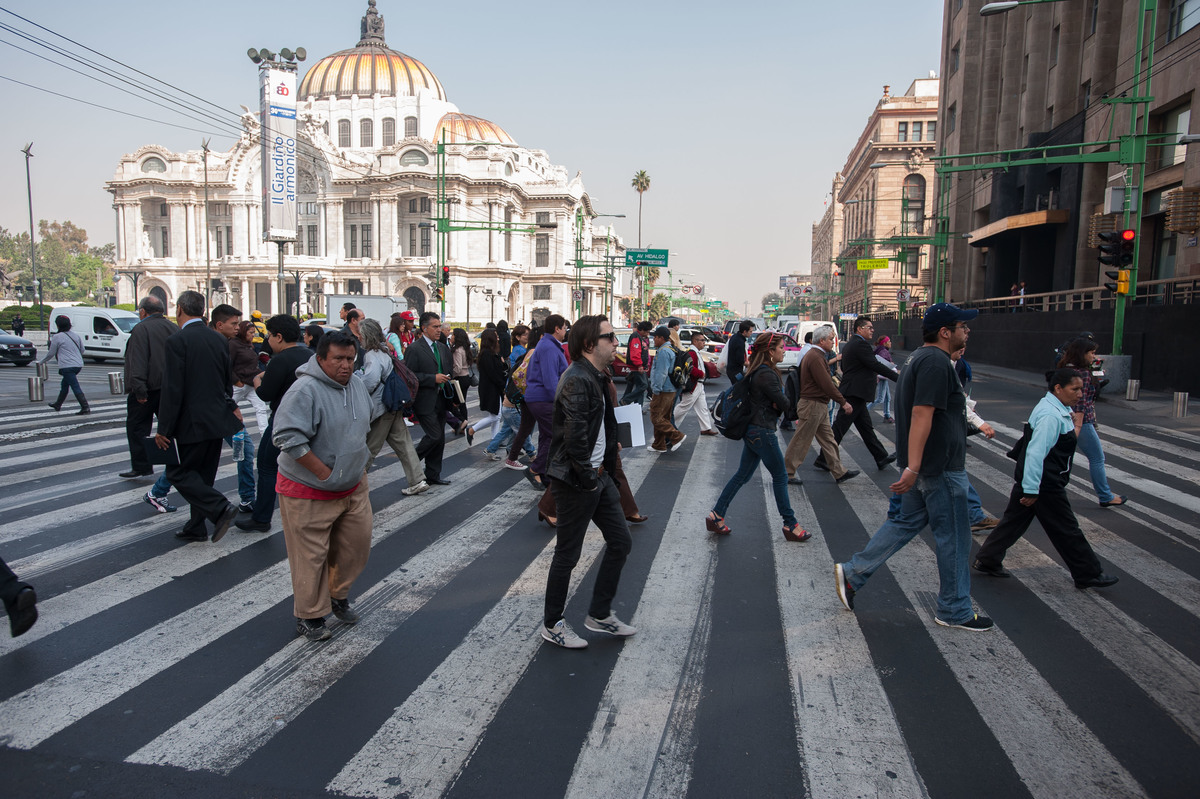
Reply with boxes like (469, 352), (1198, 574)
(272, 332), (373, 642)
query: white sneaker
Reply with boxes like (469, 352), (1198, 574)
(670, 435), (688, 452)
(584, 614), (637, 637)
(404, 418), (415, 427)
(541, 619), (588, 649)
(485, 451), (502, 461)
(402, 480), (430, 496)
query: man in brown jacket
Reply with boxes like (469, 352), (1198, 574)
(783, 324), (860, 484)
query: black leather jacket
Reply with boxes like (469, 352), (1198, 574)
(546, 358), (618, 490)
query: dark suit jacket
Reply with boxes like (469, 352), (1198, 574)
(158, 320), (242, 444)
(403, 335), (453, 416)
(839, 334), (897, 401)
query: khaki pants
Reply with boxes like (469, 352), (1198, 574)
(280, 476), (373, 619)
(784, 398), (847, 479)
(649, 392), (683, 449)
(675, 382), (714, 432)
(366, 410), (424, 487)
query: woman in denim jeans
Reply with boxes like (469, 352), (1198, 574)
(1057, 337), (1127, 507)
(40, 315), (90, 414)
(707, 332), (809, 542)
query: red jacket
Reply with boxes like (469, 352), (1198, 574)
(628, 334), (647, 370)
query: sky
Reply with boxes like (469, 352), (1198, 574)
(0, 0), (944, 312)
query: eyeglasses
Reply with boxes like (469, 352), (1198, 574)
(598, 332), (618, 342)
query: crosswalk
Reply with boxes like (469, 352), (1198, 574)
(1, 387), (1199, 798)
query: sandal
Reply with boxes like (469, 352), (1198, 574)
(537, 512), (557, 528)
(1099, 496), (1128, 507)
(625, 514), (649, 525)
(705, 511), (731, 535)
(782, 522), (812, 543)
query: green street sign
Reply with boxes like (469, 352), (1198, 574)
(625, 248), (669, 267)
(857, 258), (889, 271)
(707, 300), (722, 308)
(764, 304), (780, 311)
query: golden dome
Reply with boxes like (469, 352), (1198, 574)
(298, 2), (447, 101)
(434, 112), (515, 145)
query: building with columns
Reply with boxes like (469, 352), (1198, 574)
(106, 1), (625, 325)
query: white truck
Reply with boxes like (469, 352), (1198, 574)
(324, 294), (408, 325)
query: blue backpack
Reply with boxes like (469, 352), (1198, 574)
(381, 354), (417, 413)
(712, 365), (763, 440)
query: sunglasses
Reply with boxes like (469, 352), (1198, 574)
(598, 332), (618, 342)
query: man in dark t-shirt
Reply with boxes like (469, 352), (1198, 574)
(833, 303), (994, 632)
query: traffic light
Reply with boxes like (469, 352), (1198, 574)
(1099, 229), (1135, 294)
(441, 265), (450, 286)
(635, 260), (647, 267)
(1103, 269), (1131, 295)
(434, 287), (443, 301)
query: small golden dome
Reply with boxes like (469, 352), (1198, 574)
(434, 113), (515, 145)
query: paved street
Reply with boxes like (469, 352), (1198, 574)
(1, 361), (1198, 798)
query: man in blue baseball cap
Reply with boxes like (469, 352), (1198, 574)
(835, 303), (995, 631)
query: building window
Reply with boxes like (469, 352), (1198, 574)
(361, 224), (372, 259)
(535, 212), (551, 226)
(420, 197), (431, 213)
(1169, 0), (1200, 40)
(360, 118), (373, 148)
(950, 42), (960, 75)
(902, 175), (926, 235)
(1050, 26), (1060, 66)
(1082, 80), (1092, 110)
(347, 279), (364, 294)
(912, 121), (922, 141)
(420, 225), (431, 257)
(308, 225), (318, 256)
(160, 203), (168, 217)
(161, 228), (169, 258)
(338, 119), (351, 148)
(348, 224), (358, 258)
(947, 104), (957, 134)
(141, 157), (166, 173)
(215, 228), (223, 258)
(897, 122), (908, 142)
(1090, 0), (1100, 35)
(1155, 103), (1192, 169)
(504, 207), (513, 261)
(926, 121), (936, 141)
(535, 234), (549, 267)
(409, 198), (418, 213)
(409, 223), (416, 256)
(226, 225), (232, 256)
(400, 150), (429, 166)
(382, 117), (395, 146)
(533, 285), (552, 300)
(404, 116), (418, 138)
(323, 121), (330, 137)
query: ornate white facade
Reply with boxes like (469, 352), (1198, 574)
(106, 1), (625, 325)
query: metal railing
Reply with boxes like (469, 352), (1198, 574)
(962, 275), (1200, 314)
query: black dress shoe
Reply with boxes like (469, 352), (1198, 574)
(175, 529), (208, 542)
(973, 559), (1011, 578)
(813, 461), (830, 472)
(877, 454), (897, 470)
(1075, 573), (1119, 589)
(787, 476), (804, 486)
(835, 469), (860, 483)
(210, 502), (239, 543)
(7, 586), (38, 638)
(427, 477), (452, 486)
(235, 519), (271, 533)
(119, 469), (153, 479)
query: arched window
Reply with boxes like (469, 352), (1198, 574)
(902, 175), (926, 234)
(399, 150), (429, 166)
(404, 116), (418, 138)
(382, 118), (396, 146)
(360, 118), (373, 148)
(337, 119), (351, 148)
(322, 121), (330, 136)
(141, 157), (166, 173)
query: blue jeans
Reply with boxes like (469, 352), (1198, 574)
(896, 481), (985, 525)
(868, 379), (892, 419)
(52, 366), (86, 408)
(223, 432), (256, 504)
(485, 405), (535, 457)
(1074, 422), (1115, 503)
(150, 472), (172, 499)
(713, 425), (797, 527)
(843, 470), (974, 624)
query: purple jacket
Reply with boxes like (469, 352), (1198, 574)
(523, 334), (569, 403)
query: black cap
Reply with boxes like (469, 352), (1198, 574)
(652, 326), (671, 340)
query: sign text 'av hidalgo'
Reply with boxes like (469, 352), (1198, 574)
(260, 65), (297, 242)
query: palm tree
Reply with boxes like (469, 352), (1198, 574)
(631, 170), (650, 318)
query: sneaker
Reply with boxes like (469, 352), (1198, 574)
(484, 450), (502, 461)
(834, 563), (855, 611)
(648, 444), (668, 453)
(541, 619), (588, 649)
(934, 613), (995, 632)
(143, 492), (177, 514)
(331, 598), (359, 624)
(584, 614), (637, 637)
(238, 502), (254, 514)
(296, 617), (331, 641)
(402, 480), (430, 496)
(503, 458), (525, 471)
(670, 434), (688, 452)
(970, 516), (1000, 532)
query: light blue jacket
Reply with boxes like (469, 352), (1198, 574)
(1022, 392), (1074, 495)
(650, 341), (676, 393)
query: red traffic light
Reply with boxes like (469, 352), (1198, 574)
(1120, 229), (1136, 241)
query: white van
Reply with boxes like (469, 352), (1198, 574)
(49, 306), (140, 362)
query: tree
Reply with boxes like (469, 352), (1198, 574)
(761, 291), (783, 309)
(1, 222), (113, 303)
(39, 220), (89, 256)
(631, 170), (651, 318)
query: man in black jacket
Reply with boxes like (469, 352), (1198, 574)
(155, 291), (241, 543)
(404, 311), (455, 486)
(540, 315), (636, 649)
(726, 319), (754, 385)
(120, 296), (179, 479)
(815, 316), (896, 471)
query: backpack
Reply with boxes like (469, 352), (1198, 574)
(669, 345), (691, 390)
(381, 353), (419, 413)
(712, 365), (762, 440)
(504, 351), (528, 406)
(510, 347), (536, 393)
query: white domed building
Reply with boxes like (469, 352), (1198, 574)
(106, 1), (625, 324)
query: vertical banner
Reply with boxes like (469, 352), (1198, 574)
(260, 65), (297, 242)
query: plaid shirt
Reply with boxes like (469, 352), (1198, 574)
(1067, 365), (1098, 426)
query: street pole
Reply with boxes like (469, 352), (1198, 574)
(21, 144), (43, 333)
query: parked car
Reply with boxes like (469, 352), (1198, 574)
(0, 327), (37, 366)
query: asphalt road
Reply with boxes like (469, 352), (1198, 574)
(1, 359), (1198, 798)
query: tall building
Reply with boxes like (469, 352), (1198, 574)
(937, 0), (1199, 303)
(106, 1), (624, 324)
(819, 78), (939, 317)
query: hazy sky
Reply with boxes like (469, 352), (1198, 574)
(0, 0), (943, 311)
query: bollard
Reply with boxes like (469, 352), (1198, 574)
(1125, 379), (1140, 401)
(1174, 392), (1189, 418)
(35, 361), (49, 380)
(28, 376), (44, 402)
(108, 372), (125, 395)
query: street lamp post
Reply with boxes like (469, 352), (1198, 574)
(21, 143), (44, 334)
(572, 209), (625, 318)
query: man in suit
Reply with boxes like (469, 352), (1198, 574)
(814, 316), (897, 472)
(155, 290), (242, 543)
(120, 296), (179, 493)
(404, 310), (455, 486)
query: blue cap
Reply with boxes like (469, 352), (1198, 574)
(922, 303), (978, 332)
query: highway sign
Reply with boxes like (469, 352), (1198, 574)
(625, 249), (669, 267)
(764, 304), (780, 312)
(857, 258), (889, 271)
(707, 300), (722, 309)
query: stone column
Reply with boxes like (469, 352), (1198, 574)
(240, 279), (251, 316)
(232, 202), (249, 260)
(169, 202), (186, 263)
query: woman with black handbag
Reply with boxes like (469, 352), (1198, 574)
(447, 327), (475, 442)
(467, 329), (506, 447)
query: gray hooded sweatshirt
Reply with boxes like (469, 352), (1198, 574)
(272, 357), (372, 493)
